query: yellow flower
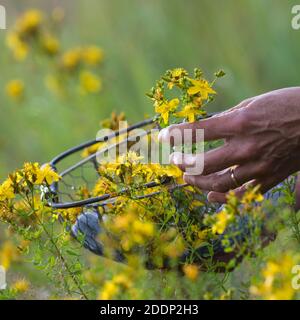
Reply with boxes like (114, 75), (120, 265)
(161, 165), (183, 179)
(175, 103), (206, 123)
(99, 281), (119, 300)
(168, 68), (187, 89)
(23, 162), (39, 184)
(82, 46), (104, 65)
(79, 71), (102, 94)
(35, 163), (61, 185)
(211, 210), (233, 235)
(114, 213), (132, 230)
(61, 48), (82, 70)
(241, 186), (264, 206)
(6, 32), (29, 61)
(22, 162), (60, 185)
(113, 274), (131, 288)
(6, 32), (20, 49)
(16, 9), (43, 35)
(93, 177), (116, 196)
(0, 178), (15, 201)
(59, 207), (82, 223)
(118, 151), (143, 164)
(250, 254), (298, 300)
(155, 98), (179, 124)
(187, 79), (216, 99)
(42, 34), (60, 55)
(5, 80), (24, 100)
(183, 264), (199, 281)
(12, 279), (30, 293)
(162, 235), (186, 259)
(132, 220), (154, 237)
(0, 241), (20, 270)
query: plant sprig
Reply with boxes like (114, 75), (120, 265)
(147, 67), (225, 127)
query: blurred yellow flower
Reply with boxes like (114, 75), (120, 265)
(5, 80), (24, 100)
(99, 281), (119, 300)
(0, 241), (20, 270)
(82, 46), (104, 66)
(187, 79), (216, 99)
(6, 32), (29, 61)
(98, 272), (134, 300)
(79, 71), (102, 94)
(132, 220), (154, 237)
(183, 264), (199, 281)
(155, 98), (179, 124)
(241, 186), (264, 207)
(211, 210), (233, 235)
(0, 178), (15, 201)
(118, 151), (143, 164)
(250, 254), (298, 300)
(42, 34), (60, 55)
(59, 207), (82, 223)
(12, 279), (30, 293)
(16, 9), (43, 35)
(62, 48), (82, 70)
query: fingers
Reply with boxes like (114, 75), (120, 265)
(207, 173), (289, 204)
(207, 184), (251, 204)
(170, 142), (248, 176)
(183, 162), (264, 193)
(158, 98), (254, 145)
(222, 97), (255, 114)
(158, 110), (243, 145)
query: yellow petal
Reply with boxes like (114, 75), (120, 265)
(188, 113), (195, 123)
(187, 86), (200, 95)
(161, 112), (169, 124)
(169, 98), (179, 108)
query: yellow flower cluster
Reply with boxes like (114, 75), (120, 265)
(5, 8), (104, 100)
(211, 210), (234, 235)
(61, 46), (104, 70)
(208, 187), (264, 235)
(12, 279), (30, 293)
(58, 207), (83, 224)
(5, 79), (24, 100)
(0, 178), (15, 202)
(96, 151), (183, 193)
(99, 273), (136, 300)
(183, 264), (199, 281)
(0, 241), (21, 270)
(148, 68), (225, 126)
(0, 163), (60, 228)
(21, 162), (61, 186)
(58, 46), (103, 94)
(6, 9), (60, 61)
(250, 254), (300, 300)
(106, 211), (155, 251)
(79, 70), (102, 94)
(0, 163), (60, 204)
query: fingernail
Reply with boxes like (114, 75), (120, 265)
(169, 152), (181, 165)
(158, 128), (170, 143)
(207, 192), (216, 203)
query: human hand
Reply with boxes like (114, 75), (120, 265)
(159, 87), (300, 203)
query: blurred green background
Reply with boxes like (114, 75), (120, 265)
(0, 0), (299, 179)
